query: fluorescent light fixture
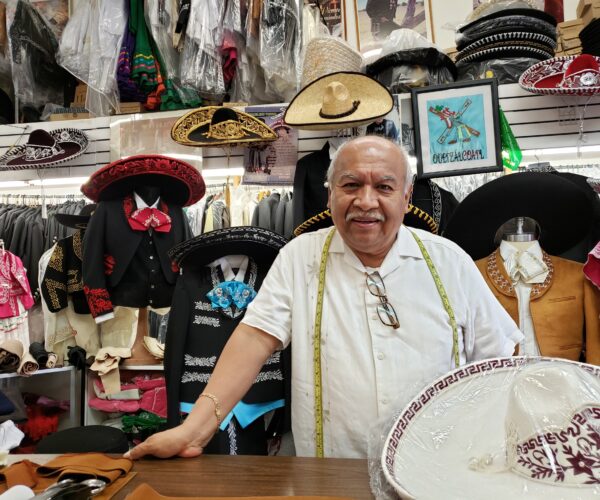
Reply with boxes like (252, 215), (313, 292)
(0, 181), (29, 188)
(201, 167), (245, 178)
(28, 177), (89, 186)
(521, 145), (600, 157)
(159, 153), (201, 163)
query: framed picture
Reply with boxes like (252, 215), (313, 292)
(411, 78), (501, 179)
(354, 0), (429, 54)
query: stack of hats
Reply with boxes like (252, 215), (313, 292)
(365, 29), (457, 94)
(579, 19), (600, 56)
(454, 0), (557, 83)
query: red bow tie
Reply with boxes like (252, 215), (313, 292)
(128, 207), (172, 233)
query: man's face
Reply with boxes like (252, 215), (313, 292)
(327, 138), (411, 262)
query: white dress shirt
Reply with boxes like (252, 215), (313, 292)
(243, 226), (522, 458)
(499, 240), (549, 356)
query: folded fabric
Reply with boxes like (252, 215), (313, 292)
(67, 346), (87, 370)
(91, 348), (131, 396)
(0, 421), (24, 450)
(0, 454), (136, 500)
(88, 397), (140, 414)
(45, 353), (57, 369)
(27, 343), (48, 367)
(139, 386), (166, 418)
(17, 353), (38, 377)
(0, 392), (15, 416)
(0, 341), (23, 373)
(93, 379), (140, 401)
(131, 376), (164, 391)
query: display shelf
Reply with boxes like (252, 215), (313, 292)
(0, 365), (74, 380)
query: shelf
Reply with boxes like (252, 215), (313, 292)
(119, 364), (164, 371)
(0, 365), (75, 380)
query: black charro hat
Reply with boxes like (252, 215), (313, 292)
(443, 172), (594, 260)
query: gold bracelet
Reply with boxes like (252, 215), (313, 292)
(199, 392), (222, 425)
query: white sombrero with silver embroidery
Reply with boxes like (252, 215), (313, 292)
(382, 357), (600, 500)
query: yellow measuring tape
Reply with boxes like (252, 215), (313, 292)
(312, 227), (336, 458)
(312, 228), (459, 457)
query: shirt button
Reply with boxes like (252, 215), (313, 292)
(377, 352), (385, 360)
(149, 255), (154, 260)
(149, 299), (153, 304)
(149, 240), (153, 245)
(150, 269), (156, 273)
(150, 284), (155, 289)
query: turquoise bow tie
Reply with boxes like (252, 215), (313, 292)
(207, 281), (257, 310)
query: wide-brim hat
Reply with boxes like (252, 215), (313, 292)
(456, 44), (553, 65)
(171, 106), (277, 148)
(443, 172), (594, 260)
(169, 226), (288, 268)
(81, 155), (205, 207)
(382, 356), (600, 499)
(458, 6), (556, 34)
(365, 48), (458, 81)
(54, 203), (97, 230)
(459, 32), (556, 55)
(284, 72), (393, 131)
(292, 205), (439, 237)
(519, 54), (600, 96)
(0, 128), (89, 169)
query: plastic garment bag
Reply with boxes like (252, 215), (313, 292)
(180, 0), (225, 101)
(259, 0), (301, 102)
(8, 0), (72, 110)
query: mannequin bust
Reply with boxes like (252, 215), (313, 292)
(135, 185), (161, 206)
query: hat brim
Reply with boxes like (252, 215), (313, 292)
(81, 155), (205, 207)
(519, 56), (600, 96)
(171, 106), (278, 147)
(284, 72), (394, 131)
(456, 45), (553, 65)
(0, 129), (89, 169)
(293, 205), (438, 237)
(383, 356), (600, 499)
(169, 226), (288, 267)
(54, 213), (91, 230)
(442, 172), (594, 260)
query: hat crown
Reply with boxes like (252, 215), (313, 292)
(27, 129), (55, 147)
(323, 82), (350, 103)
(211, 107), (239, 126)
(301, 38), (363, 87)
(506, 363), (600, 485)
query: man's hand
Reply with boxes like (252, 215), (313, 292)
(124, 423), (211, 460)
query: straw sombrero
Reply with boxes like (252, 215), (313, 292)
(300, 37), (363, 87)
(382, 356), (600, 499)
(171, 107), (277, 148)
(284, 72), (393, 131)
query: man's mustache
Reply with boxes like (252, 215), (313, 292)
(345, 210), (385, 222)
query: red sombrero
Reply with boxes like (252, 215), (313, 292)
(519, 54), (600, 95)
(81, 155), (205, 207)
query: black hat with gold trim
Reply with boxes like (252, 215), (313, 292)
(293, 206), (438, 237)
(171, 106), (278, 147)
(54, 203), (97, 230)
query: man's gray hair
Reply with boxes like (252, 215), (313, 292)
(325, 137), (414, 193)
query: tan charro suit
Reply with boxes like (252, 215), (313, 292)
(476, 249), (600, 364)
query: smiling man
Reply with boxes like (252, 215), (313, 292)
(126, 136), (522, 460)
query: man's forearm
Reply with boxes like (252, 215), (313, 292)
(183, 323), (282, 439)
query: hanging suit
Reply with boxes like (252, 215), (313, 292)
(82, 194), (192, 319)
(476, 249), (600, 364)
(165, 256), (289, 455)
